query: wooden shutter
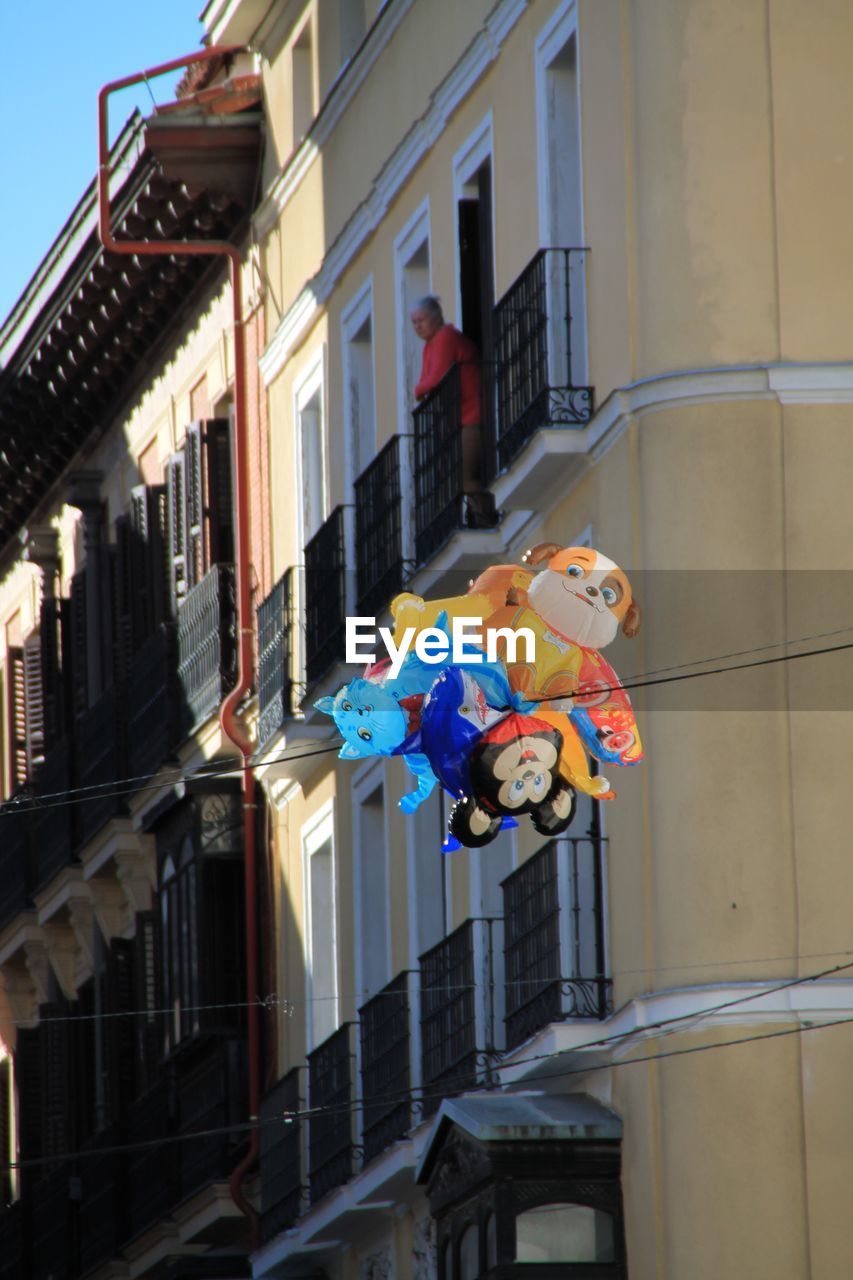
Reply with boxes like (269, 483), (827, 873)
(5, 647), (27, 793)
(166, 452), (188, 612)
(105, 938), (136, 1121)
(201, 855), (245, 1035)
(39, 597), (65, 745)
(186, 419), (234, 588)
(129, 483), (169, 640)
(41, 1001), (72, 1162)
(69, 570), (88, 717)
(113, 523), (134, 681)
(133, 911), (161, 1092)
(74, 981), (96, 1145)
(0, 1056), (11, 1206)
(22, 631), (45, 777)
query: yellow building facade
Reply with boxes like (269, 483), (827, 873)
(227, 0), (853, 1276)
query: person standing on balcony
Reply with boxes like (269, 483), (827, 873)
(411, 295), (498, 529)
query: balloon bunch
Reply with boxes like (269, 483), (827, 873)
(315, 544), (643, 850)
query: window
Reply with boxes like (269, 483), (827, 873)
(341, 281), (377, 484)
(161, 837), (201, 1053)
(354, 778), (389, 1002)
(394, 200), (432, 430)
(3, 626), (43, 796)
(339, 0), (366, 64)
(292, 18), (315, 146)
(303, 807), (338, 1050)
(294, 355), (328, 551)
(166, 418), (233, 608)
(516, 1203), (615, 1263)
(453, 116), (495, 362)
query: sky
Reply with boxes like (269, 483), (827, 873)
(0, 1), (208, 323)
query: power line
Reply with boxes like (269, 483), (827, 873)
(3, 627), (852, 819)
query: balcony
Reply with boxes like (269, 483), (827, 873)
(75, 685), (128, 851)
(127, 623), (179, 780)
(0, 801), (34, 934)
(260, 1067), (303, 1243)
(359, 971), (412, 1164)
(30, 1167), (74, 1280)
(307, 1023), (354, 1205)
(354, 435), (407, 617)
(177, 1038), (247, 1202)
(257, 571), (295, 749)
(304, 506), (346, 687)
(419, 918), (502, 1117)
(126, 1077), (175, 1240)
(502, 833), (611, 1052)
(176, 564), (237, 735)
(0, 1202), (24, 1280)
(412, 363), (464, 566)
(493, 247), (593, 471)
(78, 1126), (127, 1275)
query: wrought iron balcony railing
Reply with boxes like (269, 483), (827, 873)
(412, 363), (463, 565)
(502, 833), (611, 1051)
(493, 247), (594, 470)
(176, 563), (237, 735)
(177, 1038), (247, 1201)
(126, 1078), (174, 1240)
(359, 971), (412, 1164)
(307, 1023), (354, 1205)
(260, 1067), (303, 1242)
(354, 435), (406, 617)
(127, 622), (179, 780)
(75, 685), (128, 851)
(78, 1126), (126, 1276)
(257, 570), (295, 749)
(305, 506), (346, 687)
(419, 918), (502, 1117)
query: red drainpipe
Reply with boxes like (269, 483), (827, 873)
(98, 47), (262, 1248)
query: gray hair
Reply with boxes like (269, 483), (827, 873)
(411, 294), (443, 320)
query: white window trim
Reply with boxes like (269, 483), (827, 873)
(292, 344), (328, 556)
(393, 197), (432, 435)
(351, 759), (392, 1005)
(301, 798), (338, 1052)
(451, 111), (496, 328)
(535, 0), (583, 249)
(340, 275), (377, 494)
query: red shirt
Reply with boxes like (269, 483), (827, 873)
(415, 324), (481, 425)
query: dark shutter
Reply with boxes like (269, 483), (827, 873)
(69, 570), (88, 717)
(40, 1002), (71, 1163)
(201, 855), (245, 1036)
(113, 521), (134, 679)
(0, 1056), (11, 1206)
(40, 597), (66, 745)
(5, 647), (27, 792)
(22, 631), (45, 777)
(105, 938), (136, 1120)
(130, 483), (169, 640)
(133, 911), (161, 1093)
(167, 453), (189, 612)
(74, 981), (96, 1145)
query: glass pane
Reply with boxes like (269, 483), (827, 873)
(459, 1224), (479, 1280)
(485, 1213), (497, 1270)
(515, 1203), (615, 1263)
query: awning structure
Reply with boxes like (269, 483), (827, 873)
(0, 89), (262, 561)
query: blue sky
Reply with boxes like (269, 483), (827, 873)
(0, 2), (206, 322)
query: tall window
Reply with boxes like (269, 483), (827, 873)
(355, 779), (389, 1001)
(394, 202), (432, 429)
(304, 809), (338, 1049)
(161, 836), (201, 1053)
(342, 285), (377, 484)
(295, 356), (328, 551)
(292, 18), (315, 146)
(339, 0), (366, 64)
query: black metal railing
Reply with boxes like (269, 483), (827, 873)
(502, 834), (611, 1051)
(354, 435), (406, 617)
(359, 972), (411, 1163)
(31, 741), (74, 891)
(126, 1078), (174, 1240)
(78, 1127), (126, 1275)
(75, 685), (127, 850)
(260, 1067), (303, 1242)
(305, 506), (346, 687)
(257, 570), (294, 748)
(0, 801), (34, 934)
(420, 920), (488, 1116)
(177, 1038), (246, 1201)
(307, 1023), (353, 1205)
(493, 247), (594, 470)
(412, 364), (463, 565)
(127, 622), (179, 780)
(176, 563), (237, 735)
